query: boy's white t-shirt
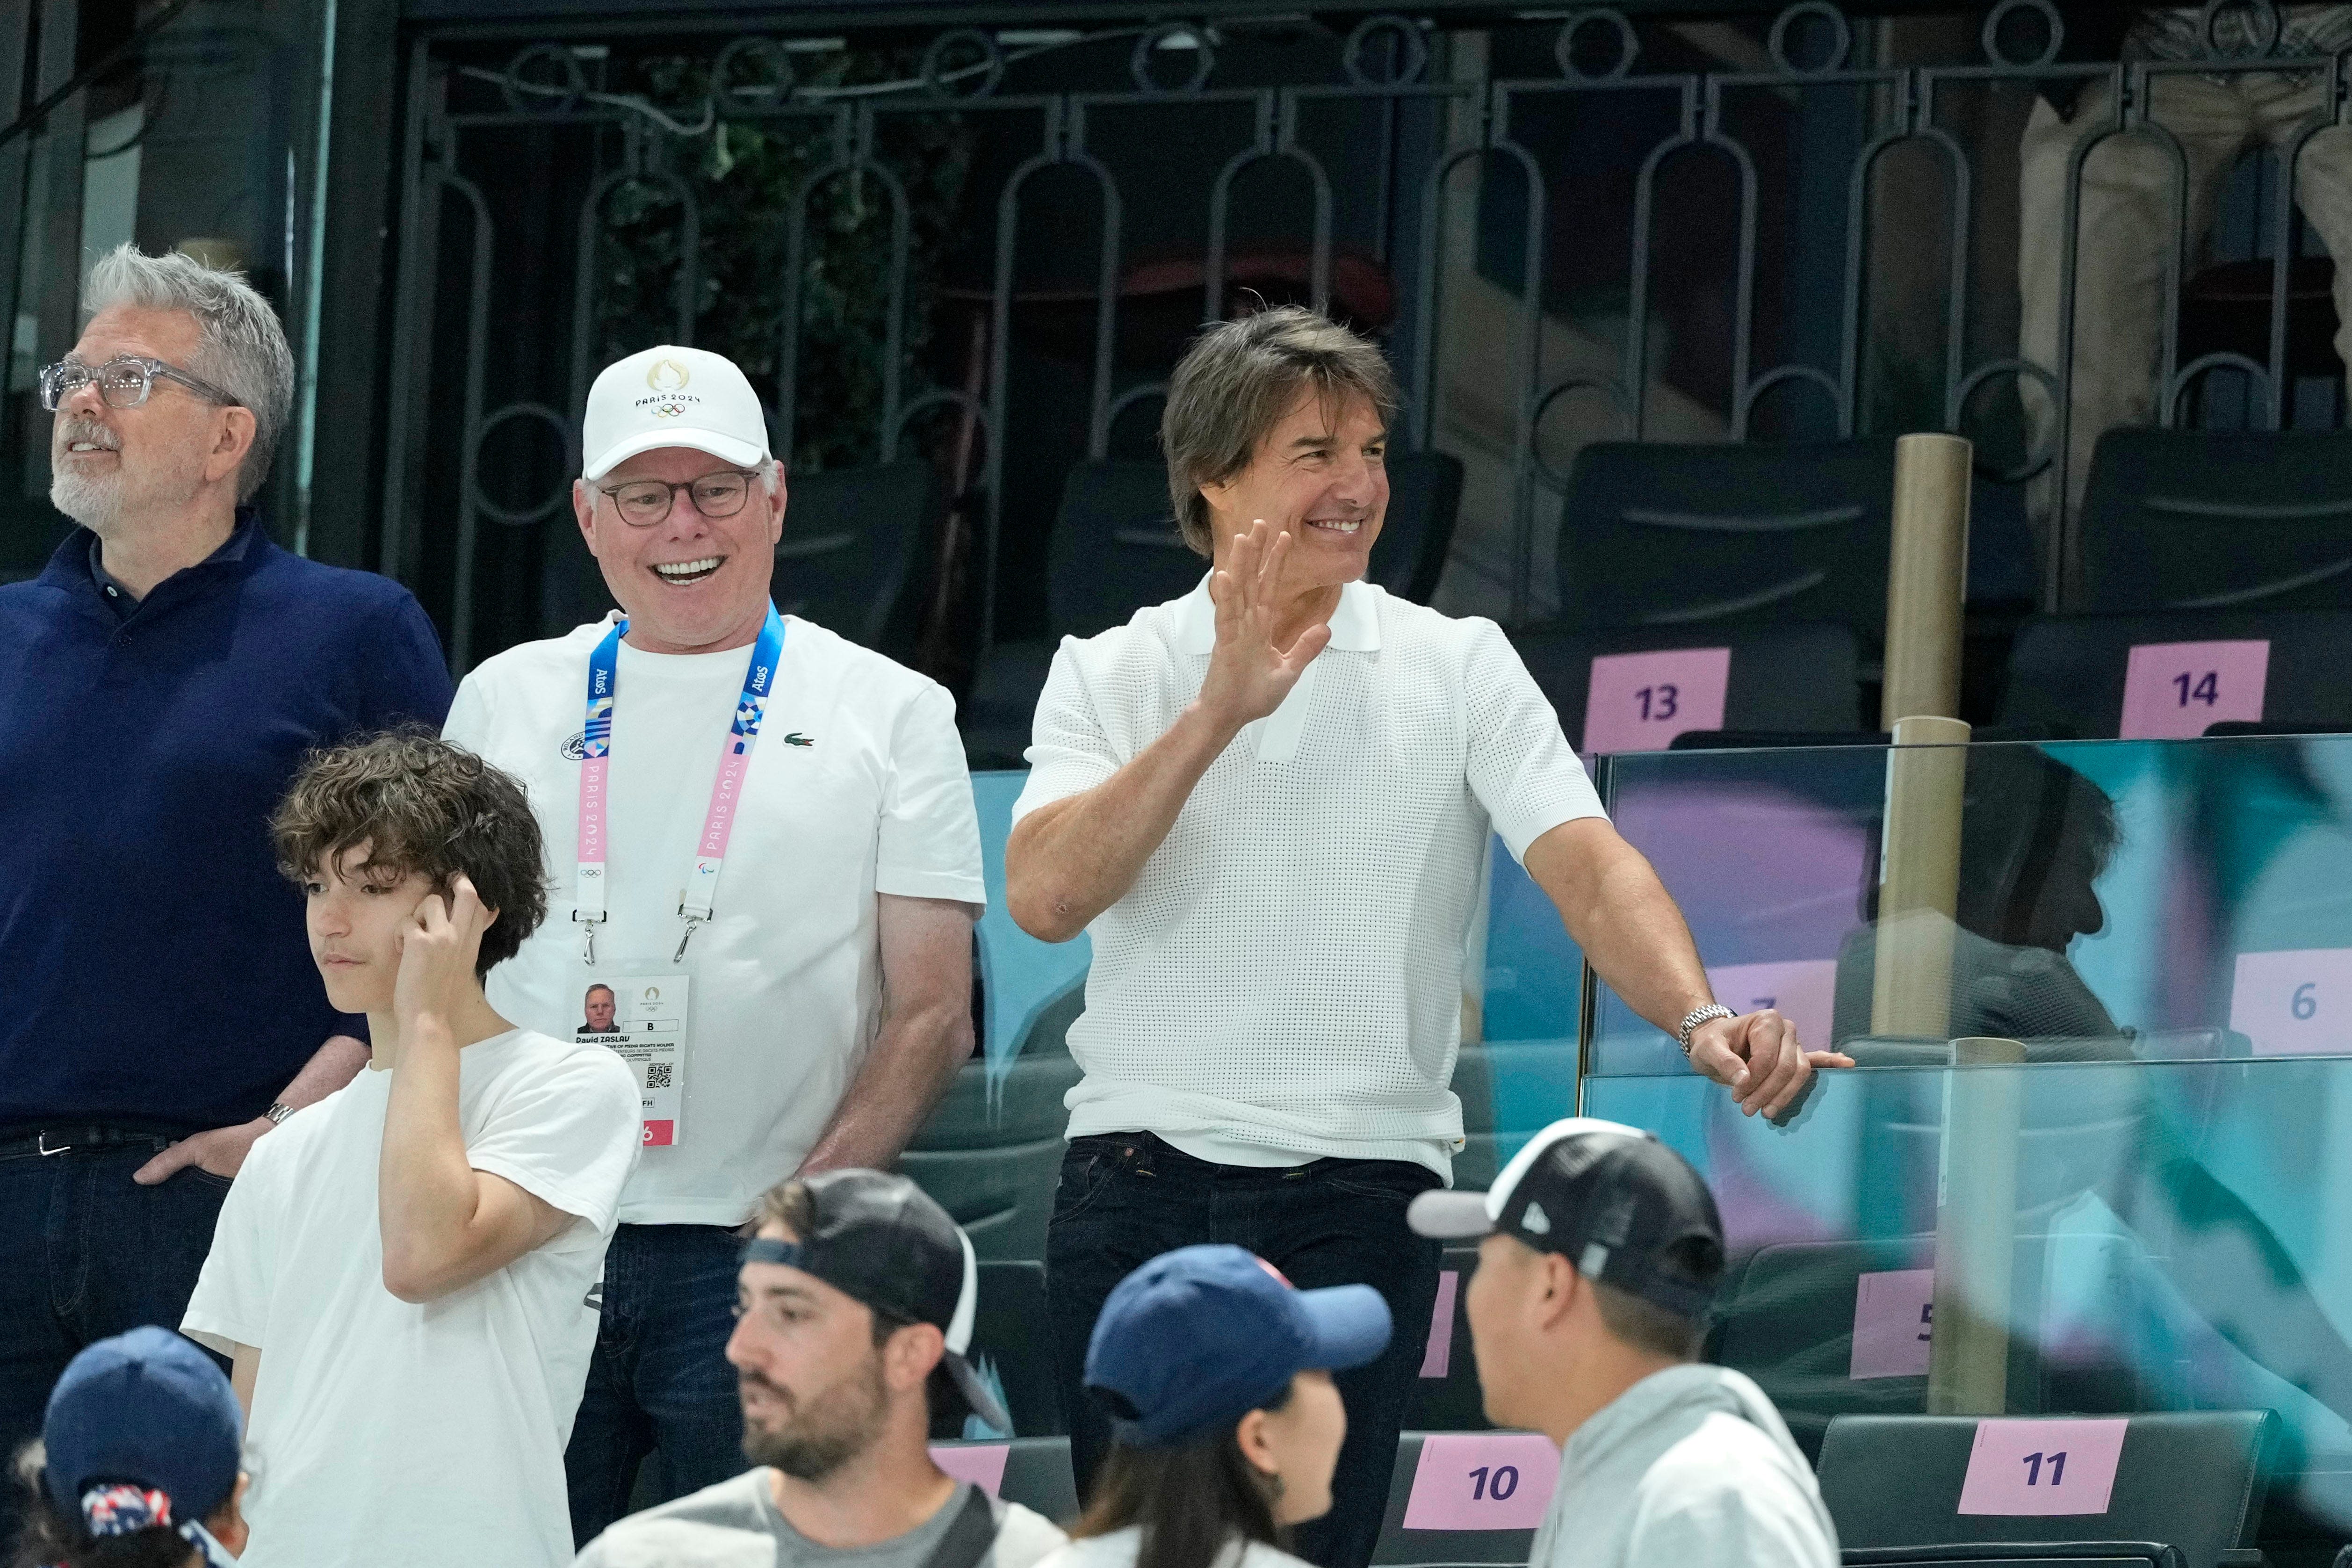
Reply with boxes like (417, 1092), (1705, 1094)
(183, 1028), (641, 1568)
(443, 615), (984, 1226)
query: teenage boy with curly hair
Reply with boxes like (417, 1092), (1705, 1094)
(182, 731), (641, 1568)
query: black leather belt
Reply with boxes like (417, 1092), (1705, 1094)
(0, 1124), (181, 1162)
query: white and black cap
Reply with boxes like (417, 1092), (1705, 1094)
(1406, 1117), (1724, 1320)
(740, 1169), (1008, 1433)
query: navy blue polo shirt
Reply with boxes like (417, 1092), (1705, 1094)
(0, 512), (454, 1133)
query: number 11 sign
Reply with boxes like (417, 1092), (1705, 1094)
(1955, 1418), (2127, 1517)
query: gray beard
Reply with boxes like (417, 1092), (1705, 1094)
(50, 447), (205, 535)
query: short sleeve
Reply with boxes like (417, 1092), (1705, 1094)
(181, 1134), (290, 1356)
(1011, 639), (1120, 824)
(467, 1043), (642, 1237)
(358, 591), (455, 730)
(1460, 621), (1605, 861)
(441, 671), (492, 752)
(876, 683), (986, 906)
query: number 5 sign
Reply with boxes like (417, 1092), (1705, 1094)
(1401, 1433), (1559, 1530)
(2118, 640), (2268, 740)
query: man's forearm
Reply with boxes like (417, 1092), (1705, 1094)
(797, 999), (974, 1175)
(1006, 702), (1239, 941)
(1527, 820), (1714, 1035)
(282, 1033), (370, 1111)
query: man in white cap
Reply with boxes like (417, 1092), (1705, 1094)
(443, 345), (986, 1543)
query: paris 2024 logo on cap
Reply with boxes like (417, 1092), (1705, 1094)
(641, 358), (696, 420)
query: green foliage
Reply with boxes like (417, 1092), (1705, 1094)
(589, 47), (974, 474)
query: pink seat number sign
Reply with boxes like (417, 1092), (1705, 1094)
(2118, 640), (2268, 739)
(1705, 960), (1838, 1062)
(2228, 947), (2352, 1055)
(1849, 1268), (1934, 1380)
(1401, 1433), (1558, 1531)
(929, 1443), (1009, 1497)
(1956, 1418), (2128, 1516)
(1582, 648), (1731, 756)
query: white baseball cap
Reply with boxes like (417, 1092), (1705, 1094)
(581, 344), (771, 480)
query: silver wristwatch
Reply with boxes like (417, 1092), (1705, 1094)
(264, 1101), (296, 1126)
(1675, 1004), (1735, 1056)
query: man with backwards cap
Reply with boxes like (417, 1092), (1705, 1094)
(1407, 1118), (1838, 1568)
(444, 346), (986, 1539)
(14, 1326), (249, 1568)
(574, 1169), (1067, 1568)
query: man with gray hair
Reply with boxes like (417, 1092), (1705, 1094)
(1005, 306), (1849, 1568)
(0, 243), (451, 1526)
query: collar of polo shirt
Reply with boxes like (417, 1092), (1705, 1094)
(1173, 574), (1384, 657)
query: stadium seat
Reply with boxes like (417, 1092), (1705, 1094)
(963, 453), (1467, 767)
(772, 459), (942, 659)
(897, 979), (1083, 1266)
(1553, 439), (1899, 646)
(948, 1261), (1064, 1439)
(1714, 1233), (2157, 1460)
(1402, 1244), (1491, 1433)
(1508, 622), (1863, 751)
(1998, 609), (2352, 739)
(1371, 1431), (1551, 1566)
(1368, 449), (1466, 603)
(2078, 429), (2352, 614)
(1817, 1410), (2275, 1568)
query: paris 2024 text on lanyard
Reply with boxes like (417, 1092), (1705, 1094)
(571, 605), (785, 1148)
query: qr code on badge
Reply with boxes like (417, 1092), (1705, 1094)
(644, 1062), (674, 1090)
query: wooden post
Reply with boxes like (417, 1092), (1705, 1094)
(1930, 1037), (2026, 1413)
(1882, 432), (1972, 730)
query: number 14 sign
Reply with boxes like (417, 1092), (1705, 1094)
(2118, 640), (2268, 740)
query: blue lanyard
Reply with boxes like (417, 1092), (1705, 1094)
(575, 604), (787, 964)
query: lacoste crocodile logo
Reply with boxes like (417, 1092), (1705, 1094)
(781, 732), (814, 747)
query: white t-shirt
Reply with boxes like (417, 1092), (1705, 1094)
(1034, 1525), (1313, 1568)
(183, 1028), (641, 1568)
(444, 614), (985, 1225)
(1013, 579), (1604, 1177)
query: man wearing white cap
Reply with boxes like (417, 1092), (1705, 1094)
(443, 345), (986, 1542)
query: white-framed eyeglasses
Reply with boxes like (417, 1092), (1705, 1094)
(39, 354), (242, 412)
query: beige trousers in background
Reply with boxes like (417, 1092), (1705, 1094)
(2016, 72), (2352, 558)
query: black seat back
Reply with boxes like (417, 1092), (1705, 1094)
(1998, 609), (2352, 739)
(2078, 429), (2352, 613)
(1048, 461), (1203, 640)
(1510, 622), (1863, 751)
(1557, 440), (1898, 645)
(775, 460), (942, 657)
(1817, 1411), (2274, 1568)
(1369, 449), (1466, 604)
(957, 1261), (1063, 1438)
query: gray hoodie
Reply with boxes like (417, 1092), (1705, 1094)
(1530, 1364), (1840, 1568)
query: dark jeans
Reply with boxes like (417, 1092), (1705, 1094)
(0, 1133), (232, 1545)
(1047, 1134), (1442, 1568)
(565, 1222), (747, 1546)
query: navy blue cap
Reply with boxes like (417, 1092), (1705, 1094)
(44, 1327), (242, 1524)
(1084, 1244), (1392, 1448)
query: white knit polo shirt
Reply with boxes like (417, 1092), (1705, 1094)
(1011, 578), (1605, 1178)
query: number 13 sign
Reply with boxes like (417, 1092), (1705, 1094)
(1582, 648), (1731, 757)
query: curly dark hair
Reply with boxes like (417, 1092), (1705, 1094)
(271, 729), (548, 979)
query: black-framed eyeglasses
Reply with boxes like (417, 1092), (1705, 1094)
(597, 470), (759, 526)
(39, 354), (242, 412)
